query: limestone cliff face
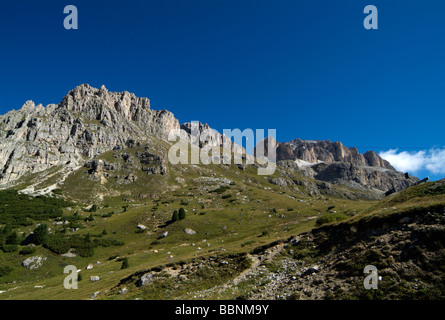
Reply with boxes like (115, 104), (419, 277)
(180, 122), (245, 154)
(312, 162), (418, 193)
(276, 139), (394, 170)
(256, 138), (418, 193)
(0, 84), (179, 186)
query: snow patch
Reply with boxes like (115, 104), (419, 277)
(294, 159), (324, 168)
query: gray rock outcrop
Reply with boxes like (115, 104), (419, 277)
(184, 228), (197, 235)
(313, 162), (418, 193)
(22, 256), (47, 269)
(138, 272), (156, 287)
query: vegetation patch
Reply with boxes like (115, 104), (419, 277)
(316, 212), (348, 226)
(0, 190), (72, 227)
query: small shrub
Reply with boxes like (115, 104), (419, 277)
(178, 208), (186, 220)
(171, 210), (179, 222)
(316, 212), (348, 226)
(19, 246), (36, 255)
(52, 189), (63, 195)
(241, 240), (256, 247)
(2, 244), (18, 253)
(68, 221), (82, 229)
(211, 186), (230, 194)
(121, 257), (129, 269)
(43, 234), (70, 254)
(94, 237), (124, 247)
(33, 224), (49, 245)
(0, 266), (13, 277)
(75, 245), (95, 257)
(6, 231), (20, 245)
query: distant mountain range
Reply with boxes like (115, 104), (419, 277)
(0, 84), (418, 196)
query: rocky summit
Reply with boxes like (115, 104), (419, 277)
(255, 137), (419, 194)
(0, 84), (179, 186)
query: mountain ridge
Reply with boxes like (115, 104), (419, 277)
(1, 84), (417, 196)
(255, 137), (418, 194)
(0, 84), (179, 186)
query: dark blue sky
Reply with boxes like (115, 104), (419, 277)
(0, 0), (444, 179)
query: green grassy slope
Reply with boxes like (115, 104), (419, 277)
(0, 141), (405, 300)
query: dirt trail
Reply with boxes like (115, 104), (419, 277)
(229, 243), (285, 286)
(180, 242), (286, 299)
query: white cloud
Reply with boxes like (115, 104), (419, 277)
(379, 148), (445, 175)
(425, 149), (445, 174)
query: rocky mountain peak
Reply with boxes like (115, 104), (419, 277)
(180, 121), (245, 154)
(253, 136), (279, 159)
(58, 84), (152, 122)
(0, 85), (179, 186)
(272, 138), (395, 170)
(255, 137), (417, 193)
